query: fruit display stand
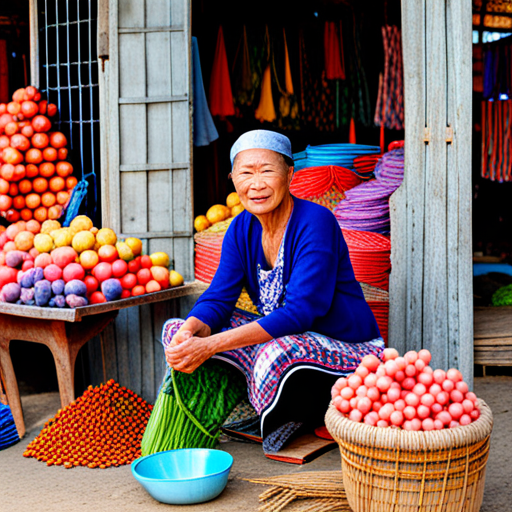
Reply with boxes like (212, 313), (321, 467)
(0, 281), (207, 438)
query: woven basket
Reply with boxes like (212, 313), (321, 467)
(325, 399), (493, 512)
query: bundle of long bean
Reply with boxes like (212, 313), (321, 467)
(141, 360), (246, 456)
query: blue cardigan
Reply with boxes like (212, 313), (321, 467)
(188, 197), (381, 343)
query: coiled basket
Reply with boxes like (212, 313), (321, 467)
(325, 399), (493, 512)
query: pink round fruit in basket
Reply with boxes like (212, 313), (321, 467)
(361, 354), (381, 372)
(390, 411), (404, 426)
(349, 409), (363, 423)
(431, 403), (443, 415)
(404, 351), (418, 364)
(446, 368), (463, 383)
(417, 405), (430, 419)
(448, 403), (464, 420)
(418, 349), (432, 364)
(354, 365), (369, 379)
(420, 393), (435, 407)
(415, 359), (426, 372)
(456, 381), (469, 394)
(364, 373), (377, 388)
(442, 379), (455, 392)
(348, 374), (362, 390)
(384, 360), (398, 376)
(433, 369), (446, 384)
(405, 393), (420, 407)
(460, 414), (472, 426)
(403, 406), (416, 420)
(382, 348), (399, 361)
(436, 411), (452, 426)
(395, 357), (406, 370)
(340, 387), (354, 400)
(355, 385), (368, 398)
(450, 390), (464, 403)
(436, 391), (449, 405)
(412, 383), (427, 396)
(376, 376), (392, 392)
(417, 372), (433, 387)
(378, 403), (394, 421)
(422, 418), (435, 431)
(429, 383), (442, 397)
(462, 399), (474, 414)
(394, 370), (405, 382)
(357, 397), (372, 415)
(394, 399), (406, 412)
(376, 419), (388, 428)
(402, 377), (415, 390)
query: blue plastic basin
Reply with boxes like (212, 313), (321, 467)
(131, 448), (233, 505)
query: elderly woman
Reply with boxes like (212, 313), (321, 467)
(158, 130), (383, 452)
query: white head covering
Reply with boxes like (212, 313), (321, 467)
(230, 130), (293, 167)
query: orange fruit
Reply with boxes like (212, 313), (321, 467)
(79, 250), (99, 270)
(5, 209), (20, 222)
(39, 162), (55, 178)
(98, 244), (118, 263)
(20, 208), (33, 220)
(58, 148), (68, 160)
(56, 161), (73, 177)
(48, 205), (63, 220)
(50, 132), (67, 148)
(41, 192), (56, 207)
(25, 193), (41, 209)
(31, 133), (49, 149)
(26, 220), (41, 234)
(8, 183), (18, 196)
(66, 176), (78, 189)
(0, 178), (8, 194)
(13, 195), (25, 209)
(33, 177), (48, 193)
(0, 194), (12, 210)
(26, 164), (39, 178)
(56, 191), (69, 205)
(49, 176), (65, 192)
(34, 206), (48, 222)
(19, 179), (32, 194)
(25, 148), (43, 164)
(42, 147), (57, 161)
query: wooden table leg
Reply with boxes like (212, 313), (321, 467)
(0, 311), (118, 438)
(0, 335), (25, 438)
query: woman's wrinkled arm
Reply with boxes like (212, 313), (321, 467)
(165, 320), (272, 373)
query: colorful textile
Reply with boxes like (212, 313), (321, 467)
(209, 26), (235, 118)
(324, 21), (345, 80)
(483, 35), (512, 100)
(481, 99), (512, 182)
(293, 143), (381, 172)
(192, 37), (218, 147)
(162, 312), (384, 435)
(341, 228), (391, 291)
(334, 148), (404, 235)
(0, 403), (19, 450)
(189, 197), (380, 343)
(230, 129), (293, 166)
(255, 64), (277, 123)
(374, 25), (404, 130)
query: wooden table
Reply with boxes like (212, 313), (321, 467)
(474, 306), (512, 372)
(0, 281), (207, 438)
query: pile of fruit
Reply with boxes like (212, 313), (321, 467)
(0, 215), (184, 307)
(0, 86), (77, 223)
(24, 380), (152, 469)
(194, 192), (244, 232)
(331, 348), (480, 431)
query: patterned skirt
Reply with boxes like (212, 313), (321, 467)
(161, 310), (384, 439)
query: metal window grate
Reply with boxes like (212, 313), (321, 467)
(38, 0), (100, 224)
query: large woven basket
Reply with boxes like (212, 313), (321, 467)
(325, 399), (493, 512)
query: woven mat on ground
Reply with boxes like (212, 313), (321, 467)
(246, 471), (350, 512)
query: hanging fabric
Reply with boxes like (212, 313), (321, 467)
(255, 26), (277, 123)
(299, 28), (336, 132)
(192, 37), (218, 147)
(481, 99), (512, 182)
(482, 35), (512, 100)
(274, 28), (299, 130)
(232, 26), (253, 112)
(209, 26), (235, 118)
(374, 25), (404, 130)
(324, 21), (345, 80)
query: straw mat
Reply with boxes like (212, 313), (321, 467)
(246, 471), (351, 512)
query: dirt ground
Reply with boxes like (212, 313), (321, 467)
(1, 376), (510, 512)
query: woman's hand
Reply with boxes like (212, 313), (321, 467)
(165, 336), (216, 374)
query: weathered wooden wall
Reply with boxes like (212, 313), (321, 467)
(92, 0), (196, 402)
(389, 0), (473, 386)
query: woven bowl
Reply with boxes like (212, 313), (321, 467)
(325, 399), (493, 512)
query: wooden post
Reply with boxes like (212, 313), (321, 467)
(29, 0), (39, 88)
(391, 0), (473, 387)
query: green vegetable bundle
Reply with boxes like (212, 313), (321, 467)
(492, 284), (512, 306)
(141, 360), (246, 456)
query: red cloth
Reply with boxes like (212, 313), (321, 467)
(324, 22), (345, 80)
(290, 165), (362, 198)
(209, 26), (235, 118)
(349, 118), (356, 143)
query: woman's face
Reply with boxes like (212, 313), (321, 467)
(231, 148), (293, 216)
